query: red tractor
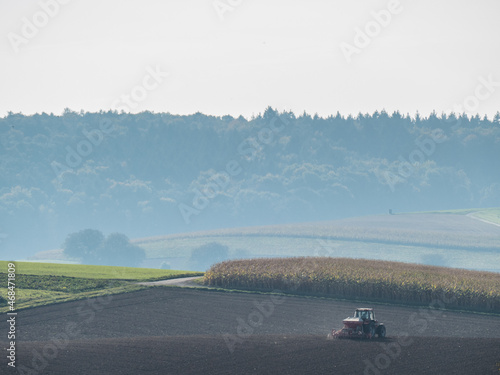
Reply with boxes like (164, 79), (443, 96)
(331, 308), (386, 339)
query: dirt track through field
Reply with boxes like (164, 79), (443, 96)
(2, 287), (500, 374)
(136, 276), (206, 287)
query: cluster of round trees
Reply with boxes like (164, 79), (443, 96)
(188, 242), (229, 271)
(63, 229), (145, 267)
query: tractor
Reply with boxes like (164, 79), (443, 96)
(331, 308), (386, 339)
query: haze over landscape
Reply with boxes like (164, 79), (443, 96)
(1, 0), (500, 268)
(1, 2), (500, 375)
(2, 109), (500, 269)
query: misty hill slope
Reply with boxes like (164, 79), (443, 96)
(132, 210), (500, 272)
(145, 211), (500, 249)
(29, 210), (500, 272)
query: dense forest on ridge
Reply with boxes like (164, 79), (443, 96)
(1, 107), (499, 258)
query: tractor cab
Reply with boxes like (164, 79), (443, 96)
(354, 308), (374, 321)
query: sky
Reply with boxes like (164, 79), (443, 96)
(1, 0), (499, 119)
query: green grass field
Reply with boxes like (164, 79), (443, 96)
(418, 207), (500, 224)
(0, 261), (203, 312)
(0, 261), (199, 280)
(469, 208), (500, 225)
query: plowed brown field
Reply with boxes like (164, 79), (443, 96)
(2, 288), (500, 374)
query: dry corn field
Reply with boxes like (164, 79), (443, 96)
(204, 257), (500, 313)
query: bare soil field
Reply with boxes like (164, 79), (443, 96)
(2, 288), (500, 374)
(12, 335), (500, 375)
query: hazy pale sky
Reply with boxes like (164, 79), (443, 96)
(1, 0), (499, 119)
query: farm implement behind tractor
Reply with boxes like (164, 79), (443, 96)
(331, 308), (386, 339)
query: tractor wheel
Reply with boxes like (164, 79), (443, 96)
(377, 325), (386, 338)
(368, 324), (376, 339)
(364, 323), (375, 339)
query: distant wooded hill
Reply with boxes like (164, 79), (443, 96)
(1, 107), (499, 259)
